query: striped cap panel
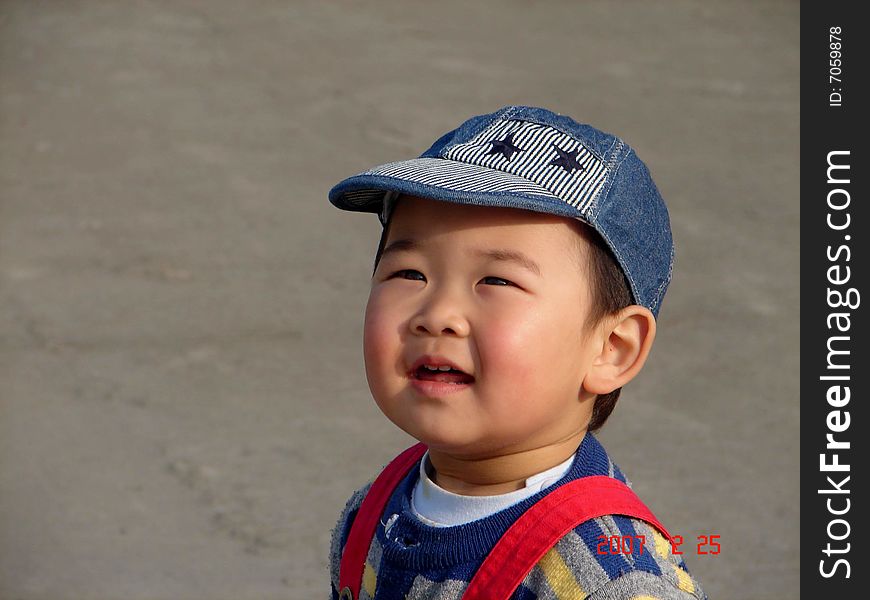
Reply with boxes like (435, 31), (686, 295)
(442, 119), (609, 215)
(364, 158), (560, 199)
(342, 188), (386, 208)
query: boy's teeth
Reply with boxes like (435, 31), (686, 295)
(424, 364), (454, 372)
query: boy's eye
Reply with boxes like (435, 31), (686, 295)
(481, 276), (513, 287)
(392, 269), (425, 281)
(387, 271), (515, 287)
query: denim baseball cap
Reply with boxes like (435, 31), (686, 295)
(328, 105), (674, 317)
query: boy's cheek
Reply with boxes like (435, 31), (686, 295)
(362, 324), (387, 373)
(363, 293), (388, 340)
(482, 322), (577, 394)
(479, 333), (539, 396)
(363, 305), (400, 380)
(364, 288), (399, 330)
(483, 316), (546, 367)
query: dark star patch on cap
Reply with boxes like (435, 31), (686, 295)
(487, 133), (522, 161)
(549, 144), (585, 173)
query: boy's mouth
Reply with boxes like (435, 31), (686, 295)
(413, 365), (475, 385)
(409, 356), (475, 385)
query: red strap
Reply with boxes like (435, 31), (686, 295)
(463, 475), (673, 600)
(338, 443), (427, 599)
(339, 446), (672, 600)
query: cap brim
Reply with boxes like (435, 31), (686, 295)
(328, 157), (588, 225)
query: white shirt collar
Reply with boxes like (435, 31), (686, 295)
(410, 450), (575, 528)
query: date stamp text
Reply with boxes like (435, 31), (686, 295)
(596, 534), (722, 556)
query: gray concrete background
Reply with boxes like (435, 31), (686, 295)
(0, 1), (799, 598)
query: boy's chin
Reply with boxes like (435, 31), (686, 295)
(403, 428), (505, 458)
(394, 423), (478, 454)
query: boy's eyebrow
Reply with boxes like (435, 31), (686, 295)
(476, 248), (542, 277)
(380, 238), (419, 257)
(381, 238), (542, 277)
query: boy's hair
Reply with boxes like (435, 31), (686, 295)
(372, 211), (633, 432)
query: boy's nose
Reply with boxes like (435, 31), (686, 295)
(409, 302), (470, 338)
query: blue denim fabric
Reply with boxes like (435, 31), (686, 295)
(328, 105), (673, 317)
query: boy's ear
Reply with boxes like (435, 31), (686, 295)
(582, 305), (657, 395)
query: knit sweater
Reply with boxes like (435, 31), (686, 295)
(329, 434), (707, 600)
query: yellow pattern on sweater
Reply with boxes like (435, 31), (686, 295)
(650, 530), (694, 595)
(363, 561), (377, 598)
(539, 546), (587, 600)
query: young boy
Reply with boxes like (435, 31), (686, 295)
(326, 106), (706, 600)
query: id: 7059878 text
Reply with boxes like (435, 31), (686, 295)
(829, 26), (843, 107)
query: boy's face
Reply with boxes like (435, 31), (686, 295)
(364, 195), (604, 457)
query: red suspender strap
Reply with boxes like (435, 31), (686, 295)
(462, 475), (673, 600)
(338, 443), (427, 600)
